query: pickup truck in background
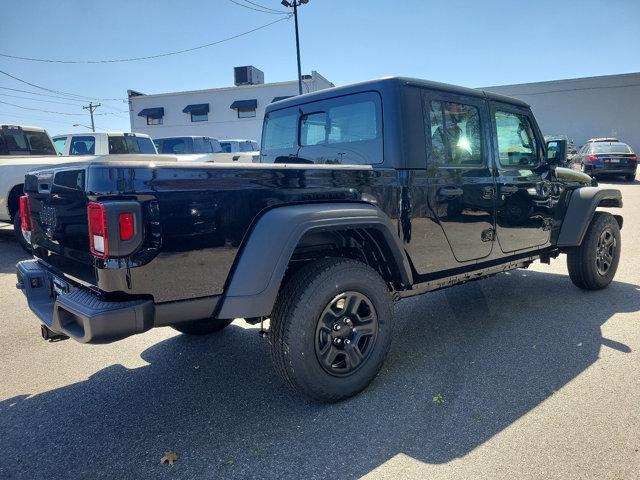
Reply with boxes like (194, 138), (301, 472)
(154, 136), (257, 163)
(16, 77), (622, 402)
(52, 132), (157, 156)
(1, 125), (61, 249)
(2, 126), (173, 251)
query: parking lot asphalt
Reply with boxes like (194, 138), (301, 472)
(1, 180), (639, 480)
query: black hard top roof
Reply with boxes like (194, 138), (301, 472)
(268, 76), (530, 110)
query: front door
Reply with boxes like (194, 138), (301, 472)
(490, 103), (552, 253)
(426, 93), (496, 263)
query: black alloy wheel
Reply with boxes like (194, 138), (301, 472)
(315, 291), (379, 377)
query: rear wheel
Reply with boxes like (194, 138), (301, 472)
(172, 318), (233, 335)
(624, 173), (635, 182)
(270, 258), (393, 403)
(567, 212), (620, 290)
(13, 214), (31, 253)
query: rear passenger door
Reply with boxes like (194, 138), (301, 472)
(425, 92), (496, 262)
(490, 103), (552, 252)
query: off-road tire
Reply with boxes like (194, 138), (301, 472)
(13, 214), (32, 253)
(567, 212), (620, 290)
(270, 258), (393, 403)
(172, 318), (233, 335)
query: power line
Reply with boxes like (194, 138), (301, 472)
(0, 93), (85, 107)
(0, 85), (97, 102)
(0, 99), (126, 117)
(0, 70), (104, 100)
(228, 0), (289, 14)
(243, 0), (288, 13)
(0, 111), (93, 128)
(0, 16), (291, 64)
(0, 99), (86, 116)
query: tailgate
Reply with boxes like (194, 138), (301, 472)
(24, 166), (96, 285)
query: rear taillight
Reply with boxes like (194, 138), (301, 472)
(19, 195), (33, 232)
(87, 202), (108, 259)
(119, 213), (135, 241)
(588, 155), (598, 162)
(631, 155), (637, 161)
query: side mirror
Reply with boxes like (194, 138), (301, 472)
(546, 139), (567, 165)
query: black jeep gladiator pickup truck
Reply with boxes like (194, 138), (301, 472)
(17, 77), (623, 402)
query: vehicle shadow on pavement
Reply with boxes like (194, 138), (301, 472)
(1, 269), (638, 479)
(0, 226), (30, 273)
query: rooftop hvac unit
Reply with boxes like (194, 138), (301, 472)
(234, 66), (264, 86)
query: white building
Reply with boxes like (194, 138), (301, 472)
(483, 72), (640, 152)
(128, 67), (333, 142)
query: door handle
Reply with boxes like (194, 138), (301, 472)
(438, 186), (464, 198)
(500, 184), (519, 195)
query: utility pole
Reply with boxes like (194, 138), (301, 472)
(82, 102), (101, 132)
(281, 0), (308, 95)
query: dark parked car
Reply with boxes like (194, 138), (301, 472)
(573, 141), (637, 181)
(17, 77), (623, 402)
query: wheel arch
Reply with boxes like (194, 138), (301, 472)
(216, 202), (412, 319)
(7, 183), (24, 221)
(557, 187), (622, 248)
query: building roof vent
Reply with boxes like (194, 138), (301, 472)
(234, 66), (264, 86)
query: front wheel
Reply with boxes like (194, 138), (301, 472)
(270, 258), (393, 403)
(13, 214), (32, 253)
(567, 212), (620, 290)
(172, 318), (233, 335)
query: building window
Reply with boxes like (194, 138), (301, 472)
(138, 107), (164, 126)
(237, 107), (256, 119)
(191, 112), (208, 122)
(183, 104), (209, 122)
(230, 99), (257, 119)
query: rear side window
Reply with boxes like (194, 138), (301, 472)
(69, 136), (96, 155)
(157, 137), (192, 154)
(262, 91), (383, 164)
(0, 129), (56, 156)
(109, 136), (128, 154)
(262, 111), (298, 152)
(136, 136), (156, 154)
(494, 110), (539, 167)
(194, 137), (213, 153)
(53, 137), (66, 155)
(428, 100), (483, 166)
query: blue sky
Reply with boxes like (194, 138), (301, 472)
(1, 0), (638, 135)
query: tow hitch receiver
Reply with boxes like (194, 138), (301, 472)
(40, 324), (69, 342)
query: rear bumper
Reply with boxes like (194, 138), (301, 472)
(583, 164), (636, 176)
(16, 259), (220, 344)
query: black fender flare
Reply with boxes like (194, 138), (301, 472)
(557, 187), (623, 247)
(216, 203), (412, 319)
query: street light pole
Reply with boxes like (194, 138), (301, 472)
(293, 1), (303, 95)
(282, 0), (308, 95)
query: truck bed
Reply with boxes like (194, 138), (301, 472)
(25, 161), (399, 303)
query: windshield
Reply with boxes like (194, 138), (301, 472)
(591, 143), (633, 154)
(0, 128), (56, 156)
(220, 142), (232, 153)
